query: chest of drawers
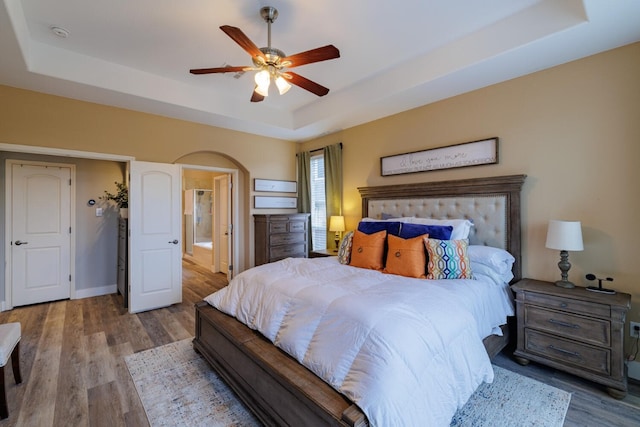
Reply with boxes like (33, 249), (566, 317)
(512, 278), (631, 398)
(254, 214), (310, 266)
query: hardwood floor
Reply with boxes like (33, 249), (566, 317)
(0, 259), (638, 426)
(0, 258), (225, 427)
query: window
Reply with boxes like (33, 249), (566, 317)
(310, 154), (326, 250)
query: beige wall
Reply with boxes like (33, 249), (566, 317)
(300, 43), (640, 346)
(0, 85), (300, 273)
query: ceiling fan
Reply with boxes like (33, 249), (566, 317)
(190, 6), (340, 102)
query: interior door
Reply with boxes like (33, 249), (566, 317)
(129, 161), (182, 313)
(9, 163), (72, 307)
(214, 174), (232, 279)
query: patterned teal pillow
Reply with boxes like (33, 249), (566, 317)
(424, 238), (473, 280)
(337, 231), (354, 265)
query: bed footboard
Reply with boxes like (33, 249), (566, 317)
(193, 301), (368, 427)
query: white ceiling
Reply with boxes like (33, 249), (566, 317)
(1, 0), (639, 142)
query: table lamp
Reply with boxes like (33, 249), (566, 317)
(329, 215), (345, 252)
(545, 220), (584, 288)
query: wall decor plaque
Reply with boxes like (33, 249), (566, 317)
(381, 137), (499, 176)
(254, 196), (297, 209)
(254, 179), (297, 193)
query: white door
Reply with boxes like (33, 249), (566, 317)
(214, 174), (232, 279)
(9, 163), (72, 307)
(129, 161), (182, 313)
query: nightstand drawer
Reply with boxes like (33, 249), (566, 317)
(525, 292), (610, 318)
(524, 305), (610, 346)
(525, 329), (610, 376)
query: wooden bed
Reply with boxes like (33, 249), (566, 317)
(193, 174), (526, 427)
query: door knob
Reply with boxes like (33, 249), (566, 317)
(14, 240), (28, 246)
(169, 239), (179, 244)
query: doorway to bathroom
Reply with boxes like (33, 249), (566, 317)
(182, 168), (232, 276)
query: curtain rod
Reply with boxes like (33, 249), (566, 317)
(309, 142), (342, 154)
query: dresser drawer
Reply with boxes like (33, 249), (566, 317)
(525, 329), (610, 376)
(525, 292), (610, 318)
(269, 221), (289, 233)
(524, 305), (610, 346)
(271, 232), (305, 246)
(289, 221), (306, 233)
(270, 243), (306, 260)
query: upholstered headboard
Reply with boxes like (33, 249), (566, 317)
(358, 175), (526, 281)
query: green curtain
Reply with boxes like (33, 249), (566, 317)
(324, 143), (343, 251)
(296, 151), (312, 249)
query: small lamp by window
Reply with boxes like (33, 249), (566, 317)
(329, 216), (345, 253)
(545, 220), (584, 288)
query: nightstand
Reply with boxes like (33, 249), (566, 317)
(309, 249), (335, 258)
(512, 278), (631, 398)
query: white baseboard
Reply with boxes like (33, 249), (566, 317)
(628, 360), (640, 381)
(74, 284), (118, 300)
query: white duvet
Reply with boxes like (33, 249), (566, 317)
(205, 257), (514, 427)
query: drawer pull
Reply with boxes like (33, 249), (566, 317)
(560, 303), (568, 308)
(549, 345), (581, 358)
(548, 318), (580, 329)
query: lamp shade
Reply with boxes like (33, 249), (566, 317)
(275, 75), (291, 95)
(329, 215), (345, 232)
(254, 70), (270, 96)
(545, 220), (584, 251)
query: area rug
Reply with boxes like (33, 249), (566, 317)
(126, 339), (571, 427)
(125, 339), (260, 427)
(450, 365), (571, 427)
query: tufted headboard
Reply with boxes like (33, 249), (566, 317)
(358, 175), (526, 281)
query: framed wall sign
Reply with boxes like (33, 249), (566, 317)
(254, 178), (297, 193)
(380, 137), (499, 176)
(254, 196), (297, 209)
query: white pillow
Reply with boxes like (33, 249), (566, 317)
(471, 262), (514, 286)
(468, 245), (515, 275)
(408, 217), (473, 240)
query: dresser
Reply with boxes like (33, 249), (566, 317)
(254, 213), (310, 266)
(512, 278), (631, 398)
(117, 217), (128, 308)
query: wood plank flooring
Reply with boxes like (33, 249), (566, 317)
(0, 259), (638, 426)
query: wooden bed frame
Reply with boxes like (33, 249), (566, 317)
(193, 174), (526, 426)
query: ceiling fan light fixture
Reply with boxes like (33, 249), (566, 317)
(275, 75), (291, 95)
(254, 69), (270, 96)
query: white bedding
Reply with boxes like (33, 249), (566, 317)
(205, 257), (514, 427)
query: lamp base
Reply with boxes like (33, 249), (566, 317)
(554, 280), (575, 289)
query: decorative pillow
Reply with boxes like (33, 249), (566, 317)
(424, 238), (473, 280)
(357, 221), (401, 237)
(384, 234), (427, 278)
(349, 230), (387, 271)
(399, 223), (453, 240)
(409, 218), (473, 240)
(337, 230), (355, 265)
(467, 245), (515, 275)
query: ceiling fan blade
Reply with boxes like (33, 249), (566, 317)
(220, 25), (265, 60)
(250, 89), (265, 103)
(190, 66), (247, 75)
(281, 45), (340, 68)
(286, 72), (330, 97)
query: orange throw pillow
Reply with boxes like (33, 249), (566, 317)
(384, 234), (428, 278)
(349, 229), (387, 271)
